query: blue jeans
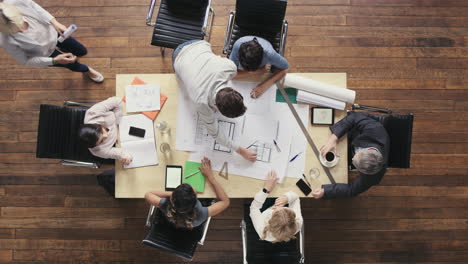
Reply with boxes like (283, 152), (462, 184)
(50, 36), (89, 72)
(172, 40), (203, 66)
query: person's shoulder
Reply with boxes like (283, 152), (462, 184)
(5, 0), (28, 8)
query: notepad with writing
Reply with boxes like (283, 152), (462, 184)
(122, 77), (168, 120)
(119, 114), (158, 169)
(183, 161), (205, 193)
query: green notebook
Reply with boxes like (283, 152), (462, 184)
(276, 88), (298, 104)
(183, 161), (205, 193)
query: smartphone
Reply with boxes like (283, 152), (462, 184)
(165, 165), (183, 191)
(129, 126), (146, 138)
(296, 179), (312, 196)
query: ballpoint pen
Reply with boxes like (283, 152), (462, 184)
(185, 169), (201, 179)
(273, 139), (281, 152)
(302, 173), (312, 187)
(289, 152), (302, 162)
(246, 140), (258, 149)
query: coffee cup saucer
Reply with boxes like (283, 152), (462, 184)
(319, 152), (339, 168)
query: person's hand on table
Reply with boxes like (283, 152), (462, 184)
(320, 134), (338, 157)
(120, 155), (132, 166)
(250, 82), (270, 99)
(274, 195), (288, 207)
(237, 147), (257, 162)
(200, 157), (215, 182)
(263, 170), (278, 193)
(309, 187), (325, 199)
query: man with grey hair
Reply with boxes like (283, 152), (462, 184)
(311, 112), (390, 199)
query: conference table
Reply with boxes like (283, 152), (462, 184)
(115, 73), (348, 198)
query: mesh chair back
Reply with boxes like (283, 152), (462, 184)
(151, 0), (209, 49)
(227, 0), (287, 55)
(348, 112), (413, 169)
(142, 209), (206, 260)
(36, 104), (97, 162)
(243, 204), (300, 264)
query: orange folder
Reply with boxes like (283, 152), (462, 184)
(122, 77), (168, 120)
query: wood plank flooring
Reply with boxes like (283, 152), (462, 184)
(0, 0), (467, 263)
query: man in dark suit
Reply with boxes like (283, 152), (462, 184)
(311, 112), (390, 199)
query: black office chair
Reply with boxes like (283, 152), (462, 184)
(348, 105), (414, 169)
(241, 202), (305, 264)
(145, 0), (214, 56)
(36, 102), (110, 168)
(142, 202), (212, 261)
(223, 0), (288, 57)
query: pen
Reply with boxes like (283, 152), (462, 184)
(289, 152), (302, 162)
(273, 139), (281, 152)
(246, 140), (258, 149)
(185, 169), (201, 179)
(302, 173), (312, 187)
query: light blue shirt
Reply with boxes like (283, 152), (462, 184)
(229, 36), (289, 70)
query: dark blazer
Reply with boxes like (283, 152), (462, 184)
(322, 112), (390, 199)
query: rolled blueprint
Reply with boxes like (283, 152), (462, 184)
(297, 90), (346, 110)
(284, 74), (355, 104)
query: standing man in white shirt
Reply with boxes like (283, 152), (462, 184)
(0, 0), (104, 82)
(173, 40), (257, 161)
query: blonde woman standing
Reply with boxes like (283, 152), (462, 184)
(0, 0), (103, 82)
(250, 170), (303, 243)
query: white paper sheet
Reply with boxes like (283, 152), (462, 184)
(285, 104), (309, 179)
(285, 74), (355, 104)
(175, 81), (203, 151)
(121, 139), (158, 169)
(241, 114), (279, 145)
(125, 84), (161, 112)
(297, 90), (346, 110)
(187, 81), (293, 182)
(119, 114), (158, 169)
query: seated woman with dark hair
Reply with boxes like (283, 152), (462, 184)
(78, 97), (132, 165)
(145, 157), (230, 229)
(229, 36), (289, 98)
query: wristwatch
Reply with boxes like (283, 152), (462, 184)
(262, 188), (270, 194)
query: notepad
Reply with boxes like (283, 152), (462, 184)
(119, 114), (158, 169)
(182, 161), (205, 193)
(122, 77), (168, 120)
(125, 84), (161, 112)
(276, 88), (297, 104)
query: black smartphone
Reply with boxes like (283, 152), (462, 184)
(296, 179), (312, 196)
(129, 126), (146, 138)
(165, 165), (183, 191)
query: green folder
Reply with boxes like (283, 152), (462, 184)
(276, 88), (298, 104)
(183, 161), (205, 193)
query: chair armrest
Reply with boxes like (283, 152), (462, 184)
(299, 224), (305, 263)
(279, 20), (288, 57)
(198, 216), (211, 245)
(202, 0), (212, 34)
(146, 0), (158, 26)
(240, 220), (247, 264)
(145, 205), (156, 227)
(222, 11), (236, 55)
(64, 101), (94, 108)
(62, 160), (99, 168)
(352, 104), (392, 114)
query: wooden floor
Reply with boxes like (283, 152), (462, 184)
(1, 0), (467, 263)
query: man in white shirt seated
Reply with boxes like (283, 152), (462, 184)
(173, 40), (257, 161)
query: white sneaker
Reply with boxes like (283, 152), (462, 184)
(87, 68), (104, 83)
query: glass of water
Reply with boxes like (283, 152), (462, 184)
(156, 121), (170, 134)
(309, 168), (320, 179)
